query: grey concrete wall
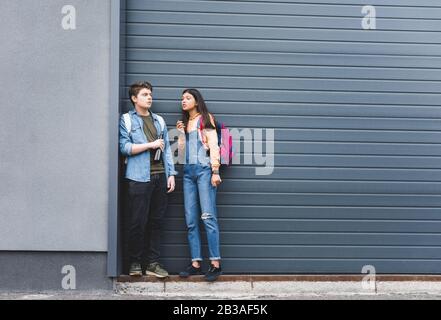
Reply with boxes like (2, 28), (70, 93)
(0, 0), (111, 251)
(0, 252), (113, 291)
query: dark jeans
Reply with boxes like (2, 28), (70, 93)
(125, 174), (168, 266)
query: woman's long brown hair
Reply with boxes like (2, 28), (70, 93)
(182, 89), (216, 130)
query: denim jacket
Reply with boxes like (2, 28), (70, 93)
(119, 110), (178, 182)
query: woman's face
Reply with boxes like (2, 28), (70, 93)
(182, 92), (197, 112)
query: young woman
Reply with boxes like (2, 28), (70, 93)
(176, 89), (223, 282)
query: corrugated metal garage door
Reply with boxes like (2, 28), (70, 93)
(122, 0), (441, 274)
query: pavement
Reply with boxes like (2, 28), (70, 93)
(3, 275), (441, 300)
(1, 292), (441, 300)
(2, 282), (441, 300)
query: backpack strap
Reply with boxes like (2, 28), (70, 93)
(123, 113), (132, 135)
(154, 113), (166, 134)
(123, 113), (132, 165)
(197, 117), (204, 130)
(197, 117), (209, 149)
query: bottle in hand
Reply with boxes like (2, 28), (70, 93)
(154, 133), (164, 162)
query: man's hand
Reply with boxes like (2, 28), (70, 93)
(167, 176), (176, 193)
(150, 139), (164, 151)
(131, 139), (164, 156)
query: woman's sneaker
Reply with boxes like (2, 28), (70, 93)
(179, 264), (204, 278)
(205, 265), (222, 282)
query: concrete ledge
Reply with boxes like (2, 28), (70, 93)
(115, 275), (441, 297)
(377, 282), (441, 295)
(117, 275), (441, 282)
(166, 281), (251, 295)
(117, 282), (165, 295)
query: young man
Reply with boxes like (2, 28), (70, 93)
(119, 81), (177, 278)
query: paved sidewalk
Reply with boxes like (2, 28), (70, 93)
(3, 275), (441, 300)
(2, 283), (441, 300)
(1, 291), (441, 300)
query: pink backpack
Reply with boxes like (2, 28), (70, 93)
(198, 116), (233, 166)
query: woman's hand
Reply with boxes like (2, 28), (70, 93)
(176, 120), (185, 133)
(211, 174), (222, 187)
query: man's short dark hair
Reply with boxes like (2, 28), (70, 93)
(129, 81), (153, 106)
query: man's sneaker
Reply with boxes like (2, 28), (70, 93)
(179, 264), (204, 278)
(205, 265), (222, 282)
(129, 262), (142, 277)
(145, 262), (169, 278)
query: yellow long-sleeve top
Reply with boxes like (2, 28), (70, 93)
(178, 114), (220, 170)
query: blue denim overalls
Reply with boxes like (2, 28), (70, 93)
(183, 119), (221, 262)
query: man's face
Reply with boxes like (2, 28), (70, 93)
(132, 88), (152, 110)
